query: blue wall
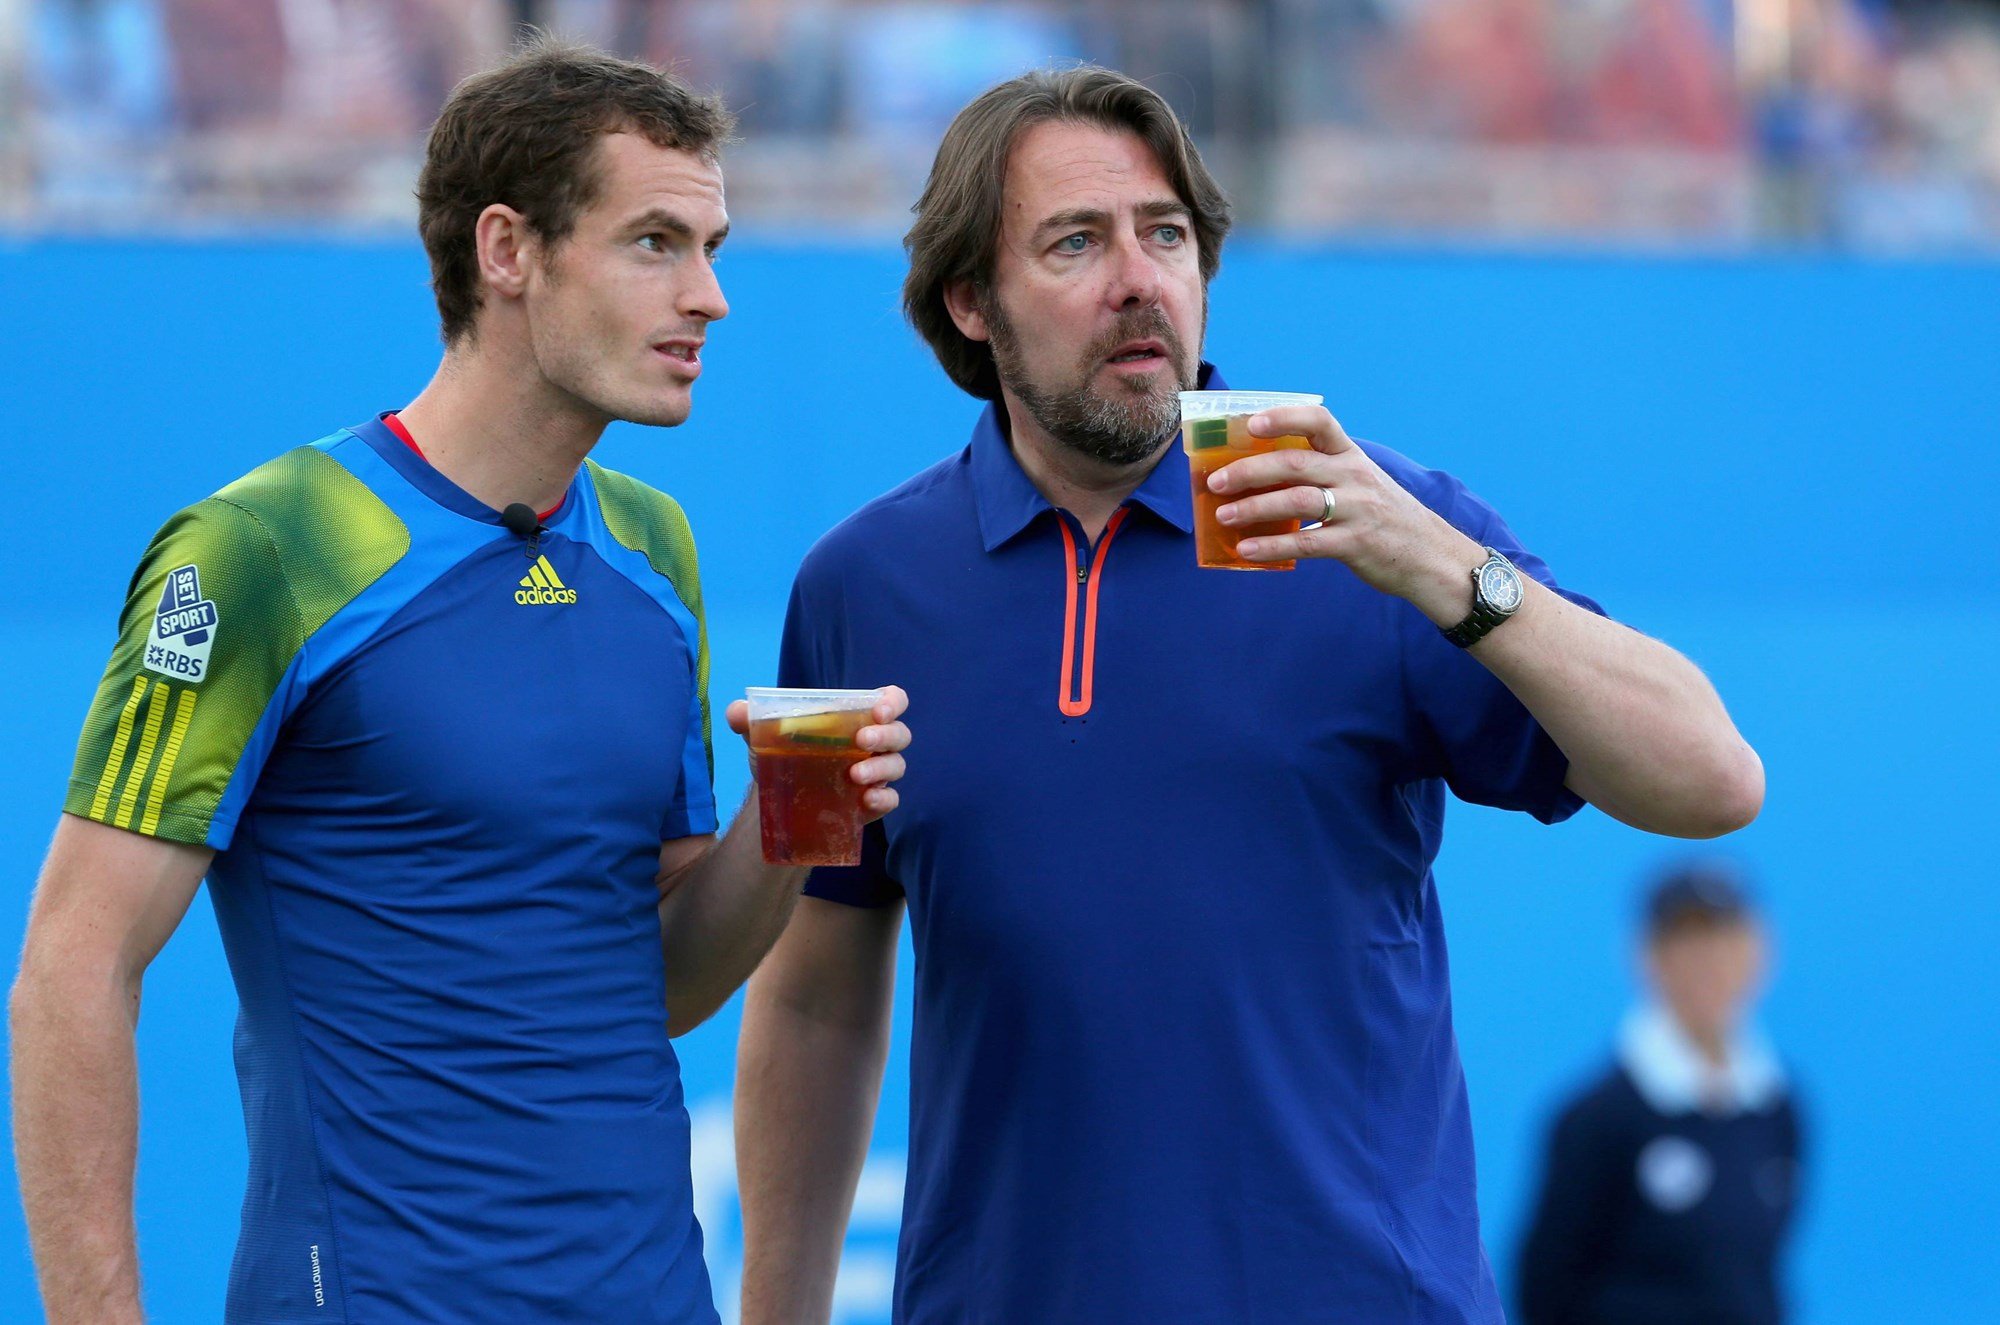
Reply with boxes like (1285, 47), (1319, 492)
(2, 239), (1995, 1322)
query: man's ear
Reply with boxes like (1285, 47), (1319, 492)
(474, 203), (536, 301)
(942, 279), (990, 344)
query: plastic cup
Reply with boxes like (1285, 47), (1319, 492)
(745, 687), (883, 866)
(1179, 390), (1324, 571)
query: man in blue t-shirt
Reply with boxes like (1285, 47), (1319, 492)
(10, 40), (910, 1325)
(734, 67), (1763, 1324)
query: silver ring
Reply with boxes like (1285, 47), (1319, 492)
(1316, 487), (1338, 525)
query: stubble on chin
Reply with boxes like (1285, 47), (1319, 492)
(535, 325), (693, 430)
(622, 386), (693, 429)
(983, 293), (1199, 468)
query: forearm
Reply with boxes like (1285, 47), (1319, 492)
(1481, 581), (1760, 834)
(1214, 418), (1761, 836)
(9, 968), (146, 1325)
(1447, 575), (1762, 837)
(736, 978), (892, 1325)
(657, 793), (808, 1035)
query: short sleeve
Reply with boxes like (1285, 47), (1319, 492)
(662, 676), (718, 840)
(1385, 449), (1608, 823)
(654, 497), (716, 840)
(65, 499), (307, 849)
(655, 506), (715, 840)
(585, 461), (717, 841)
(779, 563), (903, 908)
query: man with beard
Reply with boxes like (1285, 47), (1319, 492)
(732, 67), (1763, 1324)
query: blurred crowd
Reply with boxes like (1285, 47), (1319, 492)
(2, 0), (1996, 247)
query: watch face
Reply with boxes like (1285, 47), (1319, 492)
(1480, 560), (1525, 612)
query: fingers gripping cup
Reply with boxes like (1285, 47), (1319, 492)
(1179, 390), (1323, 571)
(746, 687), (883, 866)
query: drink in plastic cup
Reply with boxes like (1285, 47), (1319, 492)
(746, 687), (882, 866)
(1179, 390), (1324, 571)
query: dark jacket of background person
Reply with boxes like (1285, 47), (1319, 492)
(1518, 1005), (1804, 1325)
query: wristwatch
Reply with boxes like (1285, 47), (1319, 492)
(1441, 547), (1525, 648)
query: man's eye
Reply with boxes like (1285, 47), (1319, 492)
(1056, 233), (1090, 254)
(1156, 224), (1184, 245)
(638, 234), (664, 253)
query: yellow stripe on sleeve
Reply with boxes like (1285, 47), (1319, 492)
(89, 677), (151, 820)
(139, 688), (200, 836)
(113, 683), (171, 829)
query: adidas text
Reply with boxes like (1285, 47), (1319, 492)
(514, 555), (577, 605)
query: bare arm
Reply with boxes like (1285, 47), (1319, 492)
(10, 815), (212, 1325)
(655, 689), (909, 1037)
(736, 896), (902, 1325)
(1465, 578), (1762, 837)
(1212, 406), (1763, 838)
(654, 812), (803, 1037)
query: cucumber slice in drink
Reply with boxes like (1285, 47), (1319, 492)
(1186, 416), (1230, 451)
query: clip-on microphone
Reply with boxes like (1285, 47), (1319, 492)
(500, 503), (542, 559)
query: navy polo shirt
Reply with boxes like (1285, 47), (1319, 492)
(777, 365), (1605, 1324)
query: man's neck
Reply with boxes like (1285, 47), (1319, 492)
(1684, 1021), (1732, 1072)
(1001, 396), (1171, 544)
(396, 346), (608, 515)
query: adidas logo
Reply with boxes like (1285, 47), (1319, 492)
(515, 555), (578, 605)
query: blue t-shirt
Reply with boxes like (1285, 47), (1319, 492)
(778, 366), (1605, 1324)
(67, 416), (721, 1323)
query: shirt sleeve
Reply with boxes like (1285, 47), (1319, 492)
(659, 532), (717, 839)
(587, 465), (716, 842)
(1389, 452), (1607, 823)
(778, 565), (903, 908)
(65, 498), (307, 850)
(662, 679), (718, 840)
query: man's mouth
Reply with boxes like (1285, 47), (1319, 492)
(654, 340), (703, 374)
(1104, 339), (1168, 367)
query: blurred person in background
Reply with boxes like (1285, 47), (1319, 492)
(8, 36), (908, 1325)
(1518, 861), (1803, 1325)
(24, 0), (174, 210)
(735, 63), (1763, 1325)
(28, 0), (172, 136)
(652, 0), (841, 135)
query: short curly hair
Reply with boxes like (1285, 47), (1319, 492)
(417, 34), (734, 345)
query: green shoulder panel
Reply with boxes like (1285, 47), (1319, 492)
(585, 459), (712, 778)
(65, 446), (408, 848)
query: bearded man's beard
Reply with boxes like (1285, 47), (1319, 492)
(983, 294), (1200, 467)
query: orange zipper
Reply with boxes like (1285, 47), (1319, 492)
(1056, 507), (1130, 717)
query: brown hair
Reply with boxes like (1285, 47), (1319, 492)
(417, 34), (735, 345)
(902, 66), (1232, 401)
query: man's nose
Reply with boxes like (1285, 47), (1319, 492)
(1106, 232), (1163, 310)
(682, 259), (729, 324)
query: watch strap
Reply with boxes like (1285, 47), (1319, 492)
(1442, 598), (1507, 648)
(1441, 548), (1520, 649)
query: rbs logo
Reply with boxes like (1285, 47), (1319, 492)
(145, 564), (219, 683)
(516, 555), (578, 606)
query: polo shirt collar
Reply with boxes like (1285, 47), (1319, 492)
(1618, 1002), (1786, 1118)
(970, 361), (1226, 552)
